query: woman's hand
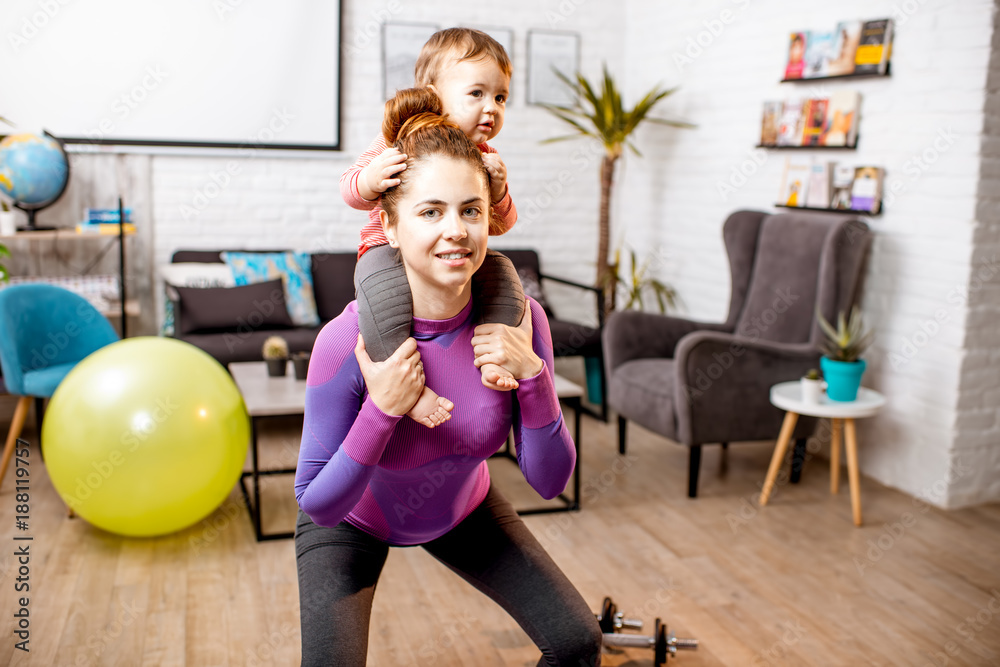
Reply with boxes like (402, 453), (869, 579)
(354, 334), (425, 416)
(359, 147), (407, 201)
(471, 302), (544, 380)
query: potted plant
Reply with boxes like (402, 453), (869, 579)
(0, 199), (16, 237)
(262, 335), (289, 377)
(292, 350), (310, 381)
(603, 245), (677, 314)
(817, 306), (874, 401)
(800, 368), (824, 404)
(542, 65), (694, 315)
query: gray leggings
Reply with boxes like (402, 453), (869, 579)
(355, 245), (525, 362)
(294, 485), (603, 666)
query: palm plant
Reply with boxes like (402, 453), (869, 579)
(816, 306), (874, 362)
(542, 64), (694, 313)
(603, 246), (677, 314)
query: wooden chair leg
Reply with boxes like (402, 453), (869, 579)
(688, 445), (702, 498)
(790, 437), (807, 484)
(721, 442), (729, 450)
(844, 418), (863, 526)
(830, 418), (842, 494)
(617, 415), (627, 455)
(760, 411), (799, 506)
(1, 396), (33, 493)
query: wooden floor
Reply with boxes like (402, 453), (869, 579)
(2, 397), (1000, 666)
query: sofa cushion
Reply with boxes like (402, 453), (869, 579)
(174, 278), (293, 335)
(222, 251), (320, 327)
(311, 252), (357, 322)
(159, 262), (236, 336)
(180, 325), (322, 365)
(608, 359), (678, 440)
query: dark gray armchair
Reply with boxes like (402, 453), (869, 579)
(604, 210), (872, 497)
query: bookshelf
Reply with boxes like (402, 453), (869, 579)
(0, 227), (138, 333)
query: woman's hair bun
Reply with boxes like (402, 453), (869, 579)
(382, 87), (450, 145)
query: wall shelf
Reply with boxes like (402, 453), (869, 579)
(758, 143), (858, 150)
(775, 204), (881, 216)
(780, 63), (891, 83)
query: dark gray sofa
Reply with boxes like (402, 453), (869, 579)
(168, 249), (357, 366)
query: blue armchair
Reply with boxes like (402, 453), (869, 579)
(0, 284), (119, 491)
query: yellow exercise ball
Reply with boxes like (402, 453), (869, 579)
(42, 337), (249, 537)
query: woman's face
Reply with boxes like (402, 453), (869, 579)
(382, 154), (490, 304)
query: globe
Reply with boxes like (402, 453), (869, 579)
(0, 132), (70, 229)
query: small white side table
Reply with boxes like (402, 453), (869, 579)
(759, 381), (886, 526)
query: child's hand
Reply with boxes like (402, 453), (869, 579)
(354, 334), (424, 416)
(482, 153), (507, 203)
(471, 301), (543, 380)
(360, 147), (407, 201)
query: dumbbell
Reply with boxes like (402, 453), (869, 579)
(595, 597), (698, 666)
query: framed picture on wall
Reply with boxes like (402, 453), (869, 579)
(527, 30), (580, 106)
(383, 22), (441, 100)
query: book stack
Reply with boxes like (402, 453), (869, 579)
(778, 158), (883, 214)
(760, 92), (860, 147)
(76, 207), (136, 235)
(782, 18), (892, 80)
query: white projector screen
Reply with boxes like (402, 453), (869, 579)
(3, 0), (341, 151)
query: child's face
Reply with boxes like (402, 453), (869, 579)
(382, 155), (490, 299)
(429, 56), (509, 145)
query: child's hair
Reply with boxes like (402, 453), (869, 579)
(381, 87), (503, 234)
(414, 27), (512, 87)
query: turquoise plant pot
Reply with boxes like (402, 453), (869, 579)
(820, 357), (866, 402)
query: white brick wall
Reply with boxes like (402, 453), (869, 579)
(624, 0), (998, 508)
(43, 0), (999, 507)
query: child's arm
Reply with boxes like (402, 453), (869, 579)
(481, 144), (517, 233)
(340, 136), (407, 209)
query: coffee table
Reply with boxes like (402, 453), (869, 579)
(229, 361), (306, 541)
(759, 381), (886, 526)
(229, 361), (585, 540)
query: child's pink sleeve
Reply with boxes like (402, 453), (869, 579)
(340, 135), (388, 211)
(481, 143), (517, 235)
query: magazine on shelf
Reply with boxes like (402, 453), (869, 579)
(854, 19), (893, 75)
(822, 90), (861, 147)
(776, 99), (805, 146)
(800, 99), (829, 146)
(850, 166), (883, 212)
(805, 162), (835, 208)
(826, 20), (863, 76)
(760, 101), (783, 146)
(803, 31), (834, 78)
(830, 165), (856, 209)
(784, 32), (809, 79)
(778, 156), (813, 207)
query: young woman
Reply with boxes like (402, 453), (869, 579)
(294, 87), (603, 666)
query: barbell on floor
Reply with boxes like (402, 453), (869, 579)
(595, 597), (698, 666)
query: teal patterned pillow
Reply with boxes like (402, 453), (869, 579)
(221, 251), (320, 327)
